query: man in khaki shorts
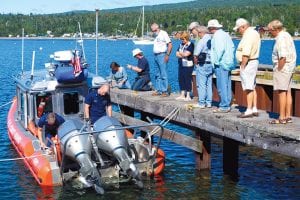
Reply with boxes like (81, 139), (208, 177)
(234, 18), (261, 118)
(268, 20), (297, 124)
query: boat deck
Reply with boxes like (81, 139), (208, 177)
(110, 88), (300, 159)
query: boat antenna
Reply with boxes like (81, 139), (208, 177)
(78, 22), (86, 61)
(21, 28), (24, 75)
(95, 9), (99, 76)
(30, 51), (35, 81)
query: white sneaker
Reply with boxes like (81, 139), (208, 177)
(193, 104), (205, 109)
(184, 96), (192, 101)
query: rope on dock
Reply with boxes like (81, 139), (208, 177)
(150, 107), (180, 136)
(0, 100), (13, 108)
(0, 153), (49, 162)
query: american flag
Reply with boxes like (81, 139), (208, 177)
(71, 51), (82, 77)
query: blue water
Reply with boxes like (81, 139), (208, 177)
(0, 39), (299, 199)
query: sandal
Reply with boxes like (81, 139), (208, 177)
(286, 117), (293, 123)
(269, 119), (286, 125)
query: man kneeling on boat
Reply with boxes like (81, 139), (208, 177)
(37, 112), (65, 148)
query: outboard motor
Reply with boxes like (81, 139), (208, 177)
(58, 119), (104, 194)
(93, 116), (143, 188)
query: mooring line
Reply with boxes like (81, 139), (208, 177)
(0, 100), (13, 108)
(0, 153), (48, 162)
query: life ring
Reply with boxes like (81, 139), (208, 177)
(153, 148), (165, 176)
(125, 129), (165, 175)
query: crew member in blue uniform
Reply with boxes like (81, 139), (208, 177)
(84, 84), (112, 124)
(37, 112), (65, 148)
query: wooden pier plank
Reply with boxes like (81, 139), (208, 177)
(110, 89), (300, 158)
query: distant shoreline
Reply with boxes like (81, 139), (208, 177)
(1, 36), (300, 41)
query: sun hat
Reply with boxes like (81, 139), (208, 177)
(188, 22), (199, 30)
(207, 19), (223, 28)
(132, 48), (143, 57)
(233, 18), (249, 31)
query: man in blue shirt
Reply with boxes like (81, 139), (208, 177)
(38, 112), (65, 148)
(127, 48), (152, 91)
(189, 22), (213, 108)
(207, 19), (235, 113)
(84, 84), (112, 124)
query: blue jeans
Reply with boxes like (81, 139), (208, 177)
(45, 133), (54, 147)
(131, 75), (151, 91)
(214, 65), (232, 110)
(117, 81), (131, 89)
(154, 54), (168, 93)
(196, 64), (213, 106)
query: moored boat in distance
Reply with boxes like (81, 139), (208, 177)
(132, 6), (154, 45)
(7, 41), (165, 194)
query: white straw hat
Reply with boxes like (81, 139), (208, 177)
(132, 48), (143, 57)
(233, 18), (249, 31)
(207, 19), (223, 28)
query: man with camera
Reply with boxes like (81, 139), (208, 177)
(189, 22), (213, 109)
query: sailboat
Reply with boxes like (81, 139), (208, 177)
(133, 6), (154, 45)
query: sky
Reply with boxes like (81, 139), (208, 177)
(1, 0), (192, 14)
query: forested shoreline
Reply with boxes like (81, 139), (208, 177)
(0, 0), (299, 37)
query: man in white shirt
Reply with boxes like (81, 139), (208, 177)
(268, 20), (297, 124)
(151, 23), (173, 97)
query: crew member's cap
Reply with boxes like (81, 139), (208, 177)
(132, 48), (143, 57)
(207, 19), (223, 28)
(233, 18), (249, 31)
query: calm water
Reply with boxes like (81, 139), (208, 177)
(0, 39), (299, 199)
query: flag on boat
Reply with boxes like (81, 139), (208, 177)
(71, 50), (82, 77)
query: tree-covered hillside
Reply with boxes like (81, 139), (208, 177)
(0, 0), (299, 37)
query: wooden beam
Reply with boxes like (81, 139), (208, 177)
(112, 111), (202, 153)
(195, 129), (211, 170)
(223, 137), (239, 179)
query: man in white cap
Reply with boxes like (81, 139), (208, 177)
(234, 18), (261, 118)
(207, 19), (235, 113)
(127, 48), (151, 91)
(151, 23), (173, 97)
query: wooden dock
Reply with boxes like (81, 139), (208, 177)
(110, 86), (300, 176)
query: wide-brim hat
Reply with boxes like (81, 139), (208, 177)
(132, 48), (143, 57)
(207, 19), (223, 28)
(233, 18), (249, 31)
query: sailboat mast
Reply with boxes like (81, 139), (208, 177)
(141, 6), (144, 39)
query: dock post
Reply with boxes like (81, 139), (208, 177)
(293, 89), (299, 117)
(195, 129), (211, 170)
(223, 137), (239, 178)
(192, 74), (198, 98)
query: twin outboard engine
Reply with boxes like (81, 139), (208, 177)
(58, 119), (104, 194)
(93, 116), (143, 188)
